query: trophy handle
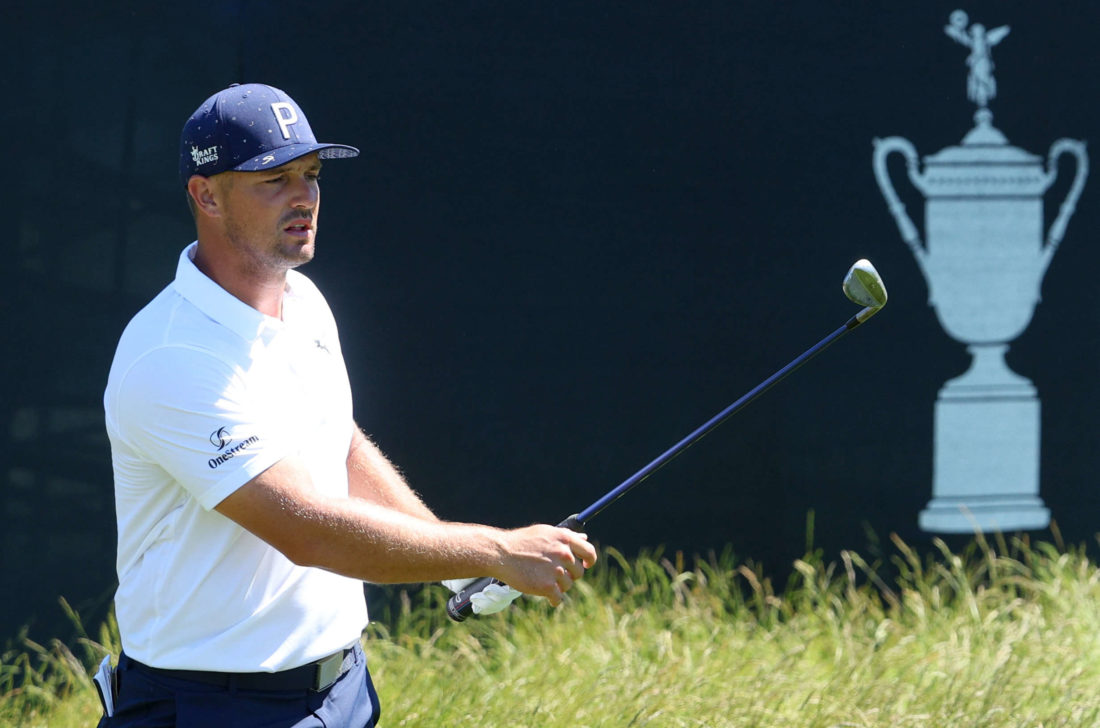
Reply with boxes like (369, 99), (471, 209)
(872, 136), (932, 294)
(1040, 139), (1089, 278)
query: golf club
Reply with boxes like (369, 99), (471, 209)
(447, 259), (888, 621)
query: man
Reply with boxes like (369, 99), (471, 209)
(101, 83), (596, 727)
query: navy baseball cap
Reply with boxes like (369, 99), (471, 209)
(179, 83), (359, 185)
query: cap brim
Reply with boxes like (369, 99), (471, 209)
(232, 142), (360, 172)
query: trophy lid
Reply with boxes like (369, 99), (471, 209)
(924, 110), (1041, 165)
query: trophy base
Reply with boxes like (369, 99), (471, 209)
(919, 497), (1051, 533)
(920, 390), (1050, 534)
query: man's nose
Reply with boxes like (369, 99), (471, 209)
(289, 175), (319, 208)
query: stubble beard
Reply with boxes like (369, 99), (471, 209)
(224, 211), (316, 276)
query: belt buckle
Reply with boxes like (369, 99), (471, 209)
(312, 651), (344, 692)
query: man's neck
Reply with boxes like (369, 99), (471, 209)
(192, 243), (288, 320)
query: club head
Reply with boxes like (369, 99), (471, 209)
(843, 259), (888, 309)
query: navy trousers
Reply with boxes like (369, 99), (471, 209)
(98, 643), (380, 728)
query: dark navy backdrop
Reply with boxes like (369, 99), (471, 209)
(4, 1), (1097, 642)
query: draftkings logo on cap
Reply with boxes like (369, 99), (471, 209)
(190, 145), (219, 168)
(179, 83), (359, 185)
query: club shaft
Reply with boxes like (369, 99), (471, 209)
(447, 303), (880, 621)
(574, 308), (872, 526)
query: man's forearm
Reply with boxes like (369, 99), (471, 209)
(295, 496), (505, 584)
(347, 425), (438, 521)
(291, 493), (591, 599)
(217, 451), (598, 601)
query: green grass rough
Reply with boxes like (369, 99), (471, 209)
(4, 534), (1100, 727)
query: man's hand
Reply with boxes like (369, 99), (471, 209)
(493, 525), (597, 606)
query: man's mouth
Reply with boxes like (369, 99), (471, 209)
(284, 219), (313, 237)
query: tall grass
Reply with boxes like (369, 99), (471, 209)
(0, 599), (119, 727)
(4, 534), (1100, 727)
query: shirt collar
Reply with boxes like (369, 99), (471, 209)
(171, 242), (284, 340)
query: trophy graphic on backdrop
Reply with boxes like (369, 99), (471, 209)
(873, 10), (1089, 533)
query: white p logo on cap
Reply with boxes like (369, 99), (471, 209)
(271, 102), (299, 140)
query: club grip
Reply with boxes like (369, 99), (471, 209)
(445, 515), (586, 622)
(556, 513), (584, 532)
(445, 576), (500, 622)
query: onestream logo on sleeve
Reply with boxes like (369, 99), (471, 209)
(207, 427), (260, 470)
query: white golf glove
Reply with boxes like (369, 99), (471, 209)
(441, 577), (476, 593)
(442, 578), (522, 615)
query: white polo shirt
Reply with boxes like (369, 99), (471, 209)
(104, 242), (367, 671)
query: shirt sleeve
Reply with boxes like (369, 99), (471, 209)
(112, 344), (294, 510)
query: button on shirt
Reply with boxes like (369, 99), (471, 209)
(104, 242), (368, 671)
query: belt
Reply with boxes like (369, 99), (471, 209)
(124, 646), (357, 692)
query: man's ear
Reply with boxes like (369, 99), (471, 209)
(187, 175), (223, 218)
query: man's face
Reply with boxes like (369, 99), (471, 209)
(213, 153), (323, 272)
